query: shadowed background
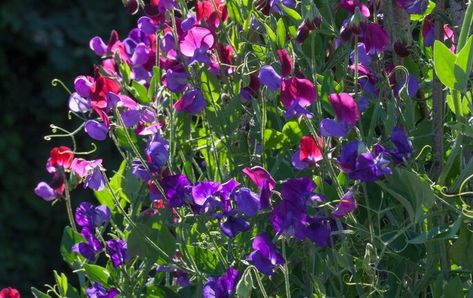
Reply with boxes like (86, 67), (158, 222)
(0, 1), (132, 293)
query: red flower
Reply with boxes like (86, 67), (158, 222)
(0, 288), (20, 298)
(299, 136), (324, 164)
(196, 0), (228, 28)
(49, 146), (74, 170)
(90, 67), (121, 109)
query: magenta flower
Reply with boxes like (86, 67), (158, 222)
(329, 93), (360, 125)
(332, 189), (357, 218)
(242, 166), (276, 190)
(247, 232), (285, 275)
(174, 89), (206, 115)
(359, 23), (389, 54)
(339, 0), (371, 18)
(179, 26), (215, 64)
(203, 267), (239, 298)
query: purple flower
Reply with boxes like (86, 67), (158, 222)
(235, 187), (261, 217)
(179, 26), (215, 64)
(106, 239), (131, 267)
(203, 267), (239, 298)
(192, 181), (222, 206)
(84, 166), (106, 191)
(304, 216), (333, 247)
(247, 232), (285, 275)
(352, 152), (392, 182)
(320, 118), (348, 137)
(338, 140), (361, 174)
(174, 89), (206, 115)
(281, 177), (324, 205)
(121, 109), (142, 128)
(85, 120), (109, 141)
(181, 13), (196, 32)
(131, 159), (150, 181)
(86, 282), (119, 298)
(270, 200), (307, 240)
(71, 158), (102, 178)
(389, 127), (413, 163)
(74, 76), (94, 97)
(350, 43), (372, 65)
(72, 227), (103, 261)
(34, 182), (57, 201)
(75, 202), (111, 229)
(137, 16), (158, 34)
(329, 93), (360, 125)
(281, 77), (317, 109)
(130, 43), (150, 66)
(145, 134), (169, 173)
(396, 0), (428, 14)
(69, 93), (91, 113)
(283, 102), (313, 120)
(258, 66), (282, 90)
(360, 23), (389, 54)
(161, 174), (192, 207)
(165, 69), (188, 93)
(220, 215), (250, 238)
(332, 190), (357, 218)
(89, 36), (107, 56)
(161, 32), (175, 52)
(339, 0), (371, 18)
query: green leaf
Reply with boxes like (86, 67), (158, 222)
(119, 62), (131, 85)
(236, 268), (254, 297)
(54, 271), (68, 296)
(131, 80), (151, 104)
(282, 121), (302, 144)
(263, 23), (277, 44)
(146, 286), (178, 298)
(276, 18), (286, 48)
(201, 70), (221, 105)
(453, 34), (473, 90)
(94, 160), (130, 211)
(433, 40), (457, 90)
(128, 215), (176, 263)
(148, 66), (161, 99)
(408, 215), (462, 244)
(31, 287), (52, 298)
(381, 168), (434, 223)
(281, 5), (302, 20)
(263, 129), (289, 150)
(60, 226), (84, 266)
(184, 245), (221, 274)
(83, 264), (111, 287)
(449, 223), (473, 270)
(410, 1), (435, 21)
(226, 0), (243, 24)
(444, 277), (464, 297)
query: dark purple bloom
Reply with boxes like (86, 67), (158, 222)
(304, 216), (333, 247)
(270, 0), (296, 14)
(161, 174), (192, 207)
(137, 16), (158, 34)
(192, 181), (221, 206)
(72, 227), (103, 261)
(34, 182), (56, 201)
(395, 74), (419, 97)
(161, 32), (176, 52)
(283, 102), (313, 120)
(258, 66), (282, 90)
(131, 43), (150, 66)
(281, 177), (324, 205)
(84, 166), (106, 191)
(165, 69), (188, 93)
(235, 187), (261, 217)
(181, 13), (196, 31)
(106, 239), (130, 267)
(332, 189), (357, 218)
(220, 215), (250, 238)
(390, 127), (413, 163)
(75, 202), (111, 229)
(203, 267), (239, 298)
(320, 118), (348, 137)
(291, 149), (309, 170)
(338, 140), (362, 174)
(270, 200), (308, 240)
(86, 282), (119, 298)
(339, 0), (371, 17)
(85, 120), (109, 141)
(74, 76), (94, 97)
(360, 23), (389, 54)
(145, 134), (169, 173)
(351, 152), (392, 182)
(247, 232), (285, 275)
(396, 0), (428, 14)
(277, 49), (292, 77)
(174, 89), (206, 115)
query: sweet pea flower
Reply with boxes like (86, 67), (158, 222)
(179, 26), (215, 64)
(145, 133), (169, 173)
(270, 0), (296, 14)
(34, 182), (57, 201)
(235, 187), (261, 217)
(359, 23), (389, 54)
(174, 89), (206, 114)
(242, 166), (276, 190)
(106, 239), (131, 267)
(203, 267), (239, 298)
(396, 0), (428, 14)
(196, 0), (228, 28)
(72, 227), (103, 261)
(86, 283), (119, 298)
(247, 232), (285, 275)
(137, 16), (158, 34)
(0, 288), (20, 298)
(321, 93), (360, 138)
(423, 15), (456, 52)
(160, 174), (192, 207)
(69, 93), (91, 113)
(48, 146), (74, 171)
(75, 202), (111, 229)
(220, 215), (250, 238)
(339, 0), (370, 17)
(165, 68), (188, 93)
(389, 127), (413, 163)
(332, 189), (357, 218)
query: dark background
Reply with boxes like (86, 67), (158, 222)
(0, 1), (132, 294)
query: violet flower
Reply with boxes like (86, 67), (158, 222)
(179, 26), (215, 64)
(161, 174), (192, 207)
(332, 189), (357, 218)
(106, 239), (131, 267)
(235, 187), (261, 217)
(396, 0), (428, 14)
(174, 89), (206, 115)
(203, 267), (239, 298)
(220, 215), (250, 238)
(145, 134), (169, 173)
(75, 202), (111, 229)
(84, 166), (106, 191)
(389, 127), (413, 163)
(72, 227), (103, 261)
(84, 120), (109, 141)
(34, 182), (57, 201)
(86, 282), (119, 298)
(247, 232), (285, 275)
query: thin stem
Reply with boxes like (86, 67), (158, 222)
(63, 173), (77, 232)
(251, 267), (269, 298)
(282, 240), (292, 298)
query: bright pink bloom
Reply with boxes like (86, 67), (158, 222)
(280, 77), (316, 108)
(329, 93), (360, 125)
(339, 0), (370, 18)
(49, 146), (74, 170)
(196, 0), (228, 28)
(242, 166), (276, 190)
(299, 136), (324, 164)
(179, 26), (215, 63)
(0, 288), (20, 298)
(277, 49), (292, 77)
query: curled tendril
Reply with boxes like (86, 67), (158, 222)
(415, 145), (432, 161)
(73, 143), (98, 155)
(51, 78), (72, 95)
(43, 122), (85, 151)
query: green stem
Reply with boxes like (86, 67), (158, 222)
(63, 173), (77, 232)
(282, 240), (292, 298)
(251, 267), (269, 298)
(457, 0), (473, 52)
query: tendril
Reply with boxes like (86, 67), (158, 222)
(51, 78), (72, 95)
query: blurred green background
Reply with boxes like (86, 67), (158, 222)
(0, 1), (132, 294)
